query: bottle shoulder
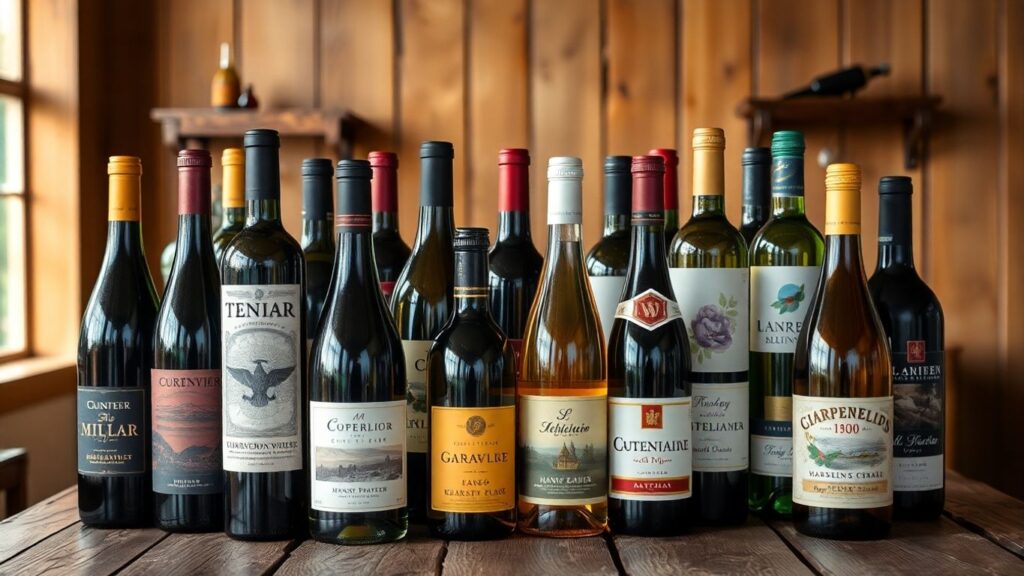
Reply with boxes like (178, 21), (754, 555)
(868, 267), (944, 322)
(585, 232), (630, 276)
(750, 217), (825, 265)
(671, 216), (748, 266)
(489, 240), (543, 278)
(221, 222), (305, 277)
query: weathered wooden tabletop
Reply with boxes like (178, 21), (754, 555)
(1, 471), (1020, 575)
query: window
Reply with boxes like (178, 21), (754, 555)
(0, 0), (26, 359)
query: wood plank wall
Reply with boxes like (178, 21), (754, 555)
(142, 0), (1023, 497)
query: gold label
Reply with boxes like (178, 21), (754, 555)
(431, 405), (515, 513)
(764, 396), (792, 421)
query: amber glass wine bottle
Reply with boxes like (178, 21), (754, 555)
(669, 128), (749, 525)
(793, 163), (893, 540)
(607, 156), (693, 536)
(427, 228), (517, 540)
(518, 157), (607, 538)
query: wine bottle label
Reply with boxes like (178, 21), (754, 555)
(589, 275), (626, 343)
(77, 387), (146, 476)
(793, 394), (894, 509)
(519, 394), (608, 506)
(430, 405), (515, 513)
(151, 369), (223, 494)
(668, 267), (749, 373)
(692, 382), (749, 471)
(221, 284), (303, 473)
(614, 288), (682, 331)
(310, 400), (407, 513)
(892, 346), (944, 492)
(749, 266), (820, 353)
(402, 339), (432, 453)
(751, 410), (793, 477)
(609, 396), (692, 501)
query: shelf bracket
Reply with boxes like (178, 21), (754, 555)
(904, 108), (932, 170)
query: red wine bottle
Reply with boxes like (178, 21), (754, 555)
(868, 176), (944, 521)
(607, 156), (693, 535)
(648, 148), (680, 246)
(488, 148), (542, 372)
(370, 151), (411, 303)
(221, 129), (307, 540)
(77, 156), (159, 528)
(301, 159), (336, 343)
(390, 141), (456, 522)
(308, 160), (408, 544)
(152, 150), (223, 532)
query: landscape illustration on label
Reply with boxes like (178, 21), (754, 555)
(315, 446), (403, 483)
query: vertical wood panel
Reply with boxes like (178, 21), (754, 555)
(467, 0), (529, 239)
(998, 0), (1024, 495)
(397, 0), (467, 238)
(927, 0), (1000, 480)
(681, 0), (752, 223)
(843, 0), (924, 273)
(320, 0), (397, 159)
(530, 0), (603, 248)
(606, 0), (677, 155)
(756, 0), (841, 229)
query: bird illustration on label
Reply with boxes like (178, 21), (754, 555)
(226, 359), (295, 407)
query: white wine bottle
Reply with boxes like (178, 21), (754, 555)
(792, 163), (893, 540)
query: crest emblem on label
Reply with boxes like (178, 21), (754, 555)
(615, 289), (681, 331)
(907, 340), (926, 363)
(642, 405), (663, 429)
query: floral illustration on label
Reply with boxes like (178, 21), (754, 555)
(770, 283), (806, 315)
(689, 293), (738, 364)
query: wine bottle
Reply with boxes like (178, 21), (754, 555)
(793, 163), (893, 540)
(300, 158), (336, 343)
(152, 150), (223, 532)
(519, 157), (607, 538)
(211, 42), (241, 108)
(220, 129), (306, 540)
(488, 148), (542, 373)
(213, 149), (245, 267)
(867, 176), (944, 521)
(77, 156), (159, 528)
(585, 156), (631, 342)
(668, 128), (749, 525)
(747, 132), (824, 519)
(370, 151), (411, 302)
(308, 160), (408, 544)
(648, 148), (680, 245)
(390, 141), (456, 522)
(427, 228), (517, 540)
(739, 147), (771, 244)
(607, 155), (693, 536)
(783, 63), (890, 99)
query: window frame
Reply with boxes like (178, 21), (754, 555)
(0, 0), (31, 363)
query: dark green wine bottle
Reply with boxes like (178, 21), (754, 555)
(586, 156), (632, 342)
(739, 148), (771, 244)
(301, 158), (336, 343)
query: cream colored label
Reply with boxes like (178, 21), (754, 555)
(402, 340), (432, 453)
(793, 395), (893, 509)
(609, 397), (692, 501)
(750, 266), (820, 353)
(668, 267), (748, 373)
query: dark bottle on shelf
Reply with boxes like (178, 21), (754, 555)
(739, 148), (771, 245)
(390, 141), (456, 523)
(868, 176), (944, 521)
(370, 151), (411, 303)
(152, 150), (224, 532)
(648, 148), (680, 246)
(427, 228), (517, 540)
(213, 148), (245, 267)
(793, 163), (893, 540)
(220, 129), (307, 540)
(607, 155), (693, 536)
(77, 156), (160, 528)
(586, 156), (632, 343)
(308, 160), (409, 544)
(488, 148), (542, 371)
(783, 63), (890, 99)
(300, 158), (336, 342)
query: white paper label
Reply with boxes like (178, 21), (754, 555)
(793, 395), (894, 509)
(750, 266), (820, 353)
(609, 397), (692, 501)
(751, 420), (793, 477)
(668, 267), (749, 373)
(894, 455), (943, 491)
(692, 382), (749, 472)
(310, 400), (407, 513)
(221, 284), (303, 473)
(589, 275), (626, 343)
(403, 340), (432, 454)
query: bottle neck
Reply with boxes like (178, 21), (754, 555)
(692, 194), (725, 217)
(454, 250), (490, 314)
(876, 194), (915, 269)
(245, 145), (281, 224)
(771, 156), (806, 217)
(604, 170), (631, 235)
(497, 210), (532, 243)
(105, 220), (145, 261)
(824, 233), (869, 284)
(627, 217), (667, 285)
(247, 199), (282, 225)
(691, 146), (725, 217)
(413, 205), (454, 247)
(771, 195), (807, 217)
(334, 225), (378, 289)
(221, 206), (246, 230)
(173, 213), (214, 267)
(742, 159), (770, 225)
(373, 211), (400, 234)
(302, 217), (334, 247)
(604, 213), (630, 236)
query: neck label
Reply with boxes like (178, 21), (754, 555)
(771, 157), (804, 197)
(614, 289), (682, 331)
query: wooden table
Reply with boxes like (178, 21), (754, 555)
(1, 471), (1020, 575)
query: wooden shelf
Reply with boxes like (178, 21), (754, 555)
(150, 107), (363, 158)
(737, 96), (941, 169)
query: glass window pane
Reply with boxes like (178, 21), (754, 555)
(0, 0), (21, 82)
(0, 196), (25, 355)
(0, 94), (22, 193)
